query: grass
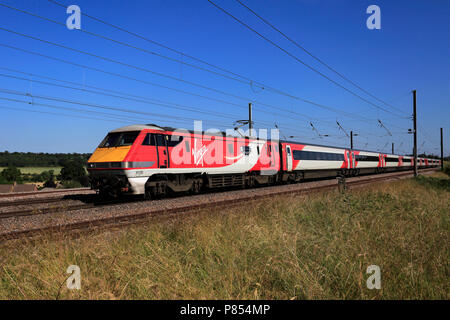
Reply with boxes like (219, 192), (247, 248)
(0, 167), (62, 175)
(0, 172), (448, 300)
(444, 161), (450, 176)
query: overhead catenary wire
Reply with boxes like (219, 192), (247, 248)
(0, 1), (415, 149)
(0, 85), (319, 136)
(234, 0), (408, 115)
(0, 40), (386, 133)
(0, 2), (361, 125)
(0, 43), (337, 129)
(0, 96), (154, 124)
(0, 104), (134, 125)
(0, 71), (318, 135)
(0, 67), (330, 133)
(0, 2), (407, 128)
(0, 87), (233, 126)
(0, 26), (383, 126)
(47, 0), (344, 113)
(47, 0), (259, 83)
(0, 2), (254, 87)
(0, 71), (242, 122)
(207, 0), (409, 119)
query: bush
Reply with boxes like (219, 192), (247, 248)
(59, 160), (89, 187)
(0, 166), (22, 183)
(61, 180), (83, 189)
(444, 162), (450, 176)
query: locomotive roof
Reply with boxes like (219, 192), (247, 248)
(109, 124), (165, 133)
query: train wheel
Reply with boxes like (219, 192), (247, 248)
(99, 188), (117, 198)
(144, 187), (152, 200)
(98, 188), (108, 198)
(191, 181), (201, 194)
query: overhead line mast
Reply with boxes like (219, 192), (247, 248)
(413, 90), (418, 177)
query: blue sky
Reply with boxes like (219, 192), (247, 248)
(0, 0), (448, 156)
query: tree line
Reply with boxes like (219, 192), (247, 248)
(0, 151), (91, 167)
(0, 152), (91, 188)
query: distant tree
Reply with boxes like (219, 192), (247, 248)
(43, 170), (56, 188)
(0, 151), (91, 167)
(59, 160), (88, 187)
(40, 170), (53, 182)
(1, 166), (22, 183)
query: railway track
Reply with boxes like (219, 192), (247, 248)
(0, 197), (65, 208)
(0, 195), (142, 219)
(0, 187), (91, 199)
(0, 203), (96, 219)
(0, 168), (439, 241)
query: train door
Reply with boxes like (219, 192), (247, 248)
(379, 154), (385, 168)
(269, 143), (276, 168)
(346, 151), (352, 169)
(286, 145), (292, 171)
(156, 134), (169, 168)
(351, 151), (356, 168)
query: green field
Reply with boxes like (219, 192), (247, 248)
(0, 167), (62, 175)
(0, 172), (448, 299)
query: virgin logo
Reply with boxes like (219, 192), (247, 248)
(193, 139), (208, 166)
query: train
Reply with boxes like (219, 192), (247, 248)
(86, 124), (441, 198)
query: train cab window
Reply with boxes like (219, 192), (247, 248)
(100, 131), (139, 147)
(99, 132), (121, 148)
(118, 132), (140, 146)
(185, 140), (190, 152)
(142, 133), (156, 146)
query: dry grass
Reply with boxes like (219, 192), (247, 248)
(0, 173), (448, 300)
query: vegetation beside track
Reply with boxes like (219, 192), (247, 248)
(444, 161), (450, 175)
(0, 172), (448, 299)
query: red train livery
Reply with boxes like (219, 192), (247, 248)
(87, 124), (440, 197)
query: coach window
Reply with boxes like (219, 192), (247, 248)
(228, 143), (233, 154)
(241, 146), (251, 156)
(167, 135), (183, 147)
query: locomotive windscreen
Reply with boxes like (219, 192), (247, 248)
(99, 131), (140, 148)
